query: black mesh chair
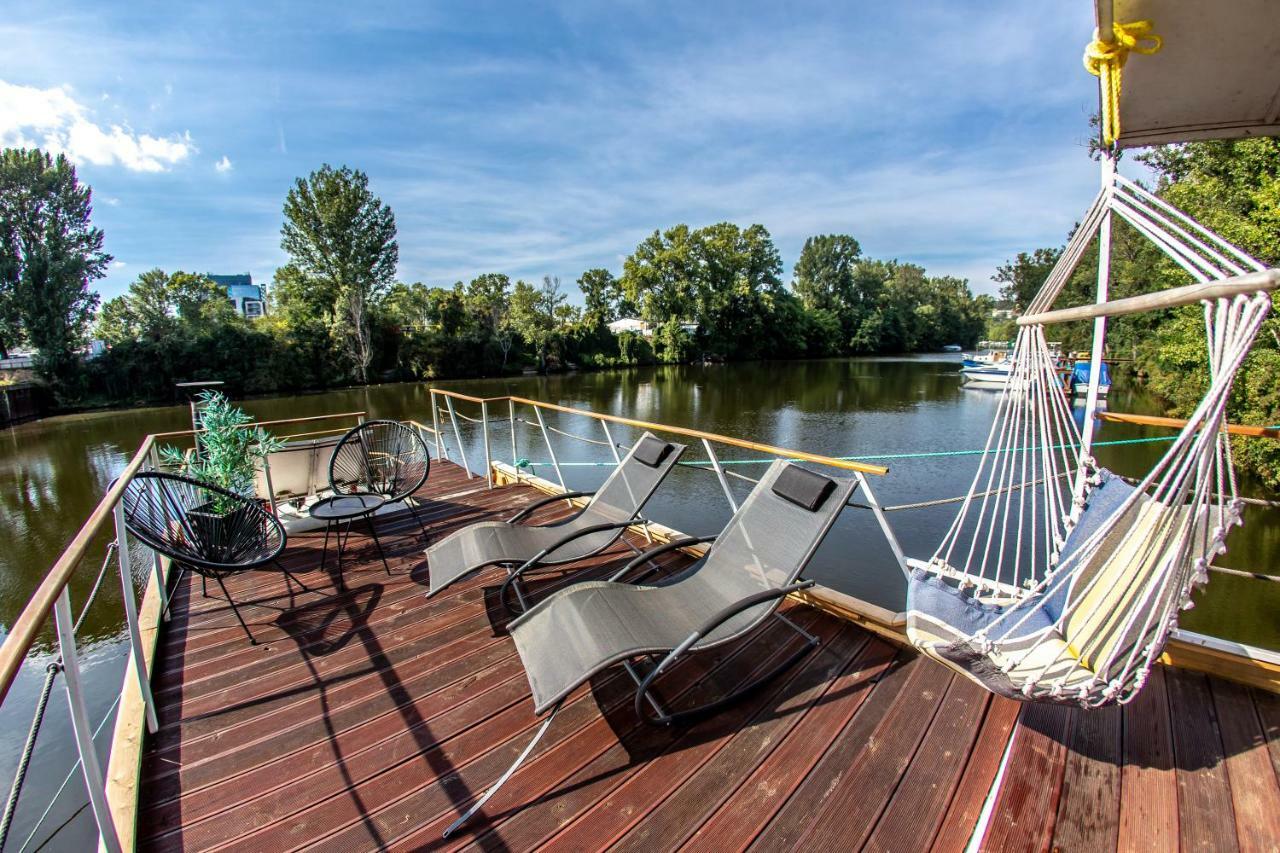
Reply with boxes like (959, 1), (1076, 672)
(328, 419), (431, 534)
(120, 472), (309, 644)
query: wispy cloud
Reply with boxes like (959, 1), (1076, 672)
(0, 79), (195, 172)
(214, 154), (233, 173)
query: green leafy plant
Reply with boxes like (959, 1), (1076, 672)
(160, 390), (284, 512)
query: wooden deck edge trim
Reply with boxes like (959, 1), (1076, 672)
(101, 555), (172, 853)
(491, 461), (1280, 696)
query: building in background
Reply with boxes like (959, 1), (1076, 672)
(209, 273), (266, 318)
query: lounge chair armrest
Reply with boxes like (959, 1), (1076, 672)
(633, 579), (816, 723)
(507, 490), (595, 524)
(500, 519), (640, 613)
(608, 535), (718, 584)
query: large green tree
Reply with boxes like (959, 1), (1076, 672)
(793, 234), (863, 312)
(0, 149), (108, 387)
(281, 164), (398, 382)
(993, 247), (1063, 311)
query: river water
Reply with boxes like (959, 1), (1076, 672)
(0, 355), (1276, 847)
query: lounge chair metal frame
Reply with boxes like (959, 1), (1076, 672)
(426, 432), (687, 609)
(442, 460), (856, 838)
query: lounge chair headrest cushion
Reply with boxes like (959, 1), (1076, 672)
(631, 435), (675, 468)
(772, 464), (837, 511)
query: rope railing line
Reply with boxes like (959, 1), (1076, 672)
(436, 407), (482, 425)
(1208, 564), (1279, 582)
(15, 692), (122, 853)
(514, 417), (620, 448)
(73, 543), (118, 636)
(0, 662), (60, 851)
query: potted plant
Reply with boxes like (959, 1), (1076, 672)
(160, 391), (284, 560)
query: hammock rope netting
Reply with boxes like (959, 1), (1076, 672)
(904, 167), (1274, 707)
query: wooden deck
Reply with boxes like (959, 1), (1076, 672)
(135, 461), (1280, 852)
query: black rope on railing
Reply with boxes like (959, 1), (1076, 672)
(0, 661), (60, 852)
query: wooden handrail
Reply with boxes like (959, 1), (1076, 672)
(507, 396), (889, 475)
(428, 389), (506, 405)
(150, 410), (367, 440)
(0, 436), (155, 705)
(1098, 411), (1280, 440)
(0, 409), (364, 706)
(1017, 268), (1278, 327)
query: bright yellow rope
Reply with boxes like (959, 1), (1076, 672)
(1083, 20), (1162, 146)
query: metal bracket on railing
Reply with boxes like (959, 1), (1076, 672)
(600, 420), (622, 465)
(113, 502), (158, 734)
(481, 400), (493, 489)
(52, 589), (121, 853)
(532, 406), (567, 491)
(701, 439), (739, 513)
(444, 396), (471, 479)
(855, 471), (909, 578)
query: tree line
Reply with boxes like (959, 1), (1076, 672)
(1, 152), (991, 405)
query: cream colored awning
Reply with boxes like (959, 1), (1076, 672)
(1097, 0), (1280, 148)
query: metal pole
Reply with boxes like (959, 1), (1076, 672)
(53, 589), (122, 853)
(509, 399), (519, 483)
(601, 421), (622, 465)
(532, 406), (567, 491)
(701, 439), (738, 512)
(113, 503), (158, 734)
(145, 445), (169, 614)
(1080, 155), (1115, 464)
(481, 401), (493, 489)
(856, 472), (909, 577)
(260, 455), (278, 517)
(430, 391), (446, 460)
(445, 396), (471, 478)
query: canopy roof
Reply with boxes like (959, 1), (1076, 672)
(1098, 0), (1280, 148)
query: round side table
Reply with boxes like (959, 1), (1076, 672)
(311, 493), (390, 585)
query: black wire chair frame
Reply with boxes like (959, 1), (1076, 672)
(328, 419), (431, 534)
(120, 471), (309, 643)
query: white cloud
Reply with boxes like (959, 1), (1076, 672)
(111, 260), (127, 268)
(214, 154), (233, 173)
(0, 79), (195, 172)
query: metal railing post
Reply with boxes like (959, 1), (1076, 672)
(429, 392), (446, 460)
(855, 472), (909, 577)
(509, 400), (519, 483)
(113, 502), (158, 734)
(701, 439), (738, 512)
(260, 455), (278, 516)
(145, 445), (169, 614)
(481, 401), (493, 489)
(532, 406), (567, 491)
(444, 396), (472, 478)
(53, 589), (122, 853)
(601, 421), (622, 465)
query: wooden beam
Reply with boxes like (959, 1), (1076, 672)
(1097, 411), (1280, 440)
(1017, 268), (1278, 326)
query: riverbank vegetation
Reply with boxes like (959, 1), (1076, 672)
(1, 151), (992, 405)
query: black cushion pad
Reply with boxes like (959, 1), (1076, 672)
(632, 434), (675, 467)
(772, 464), (837, 511)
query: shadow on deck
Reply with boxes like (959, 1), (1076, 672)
(135, 461), (1280, 852)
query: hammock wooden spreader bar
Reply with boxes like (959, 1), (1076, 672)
(1018, 268), (1279, 326)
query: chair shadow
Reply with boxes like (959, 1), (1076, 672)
(274, 583), (382, 656)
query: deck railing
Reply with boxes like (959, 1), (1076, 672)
(0, 410), (367, 852)
(1, 392), (1278, 850)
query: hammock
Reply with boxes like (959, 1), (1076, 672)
(905, 167), (1275, 707)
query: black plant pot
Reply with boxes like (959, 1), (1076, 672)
(188, 501), (253, 564)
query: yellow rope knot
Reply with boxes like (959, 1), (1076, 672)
(1083, 20), (1162, 146)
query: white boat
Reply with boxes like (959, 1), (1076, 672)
(959, 361), (1013, 388)
(1070, 359), (1112, 397)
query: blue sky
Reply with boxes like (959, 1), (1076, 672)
(2, 1), (1109, 303)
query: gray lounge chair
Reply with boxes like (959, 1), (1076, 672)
(442, 459), (856, 837)
(425, 432), (687, 610)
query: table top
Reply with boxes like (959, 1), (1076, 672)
(310, 493), (386, 520)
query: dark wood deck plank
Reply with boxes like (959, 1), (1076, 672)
(134, 460), (1279, 853)
(862, 675), (991, 853)
(1051, 702), (1122, 852)
(1165, 668), (1238, 853)
(681, 638), (899, 852)
(1118, 665), (1179, 853)
(930, 696), (1021, 853)
(979, 702), (1072, 852)
(1211, 679), (1280, 853)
